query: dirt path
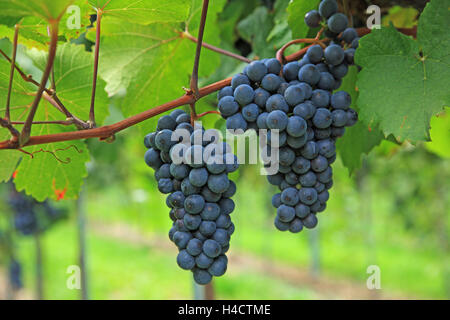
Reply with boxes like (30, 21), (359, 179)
(91, 220), (415, 300)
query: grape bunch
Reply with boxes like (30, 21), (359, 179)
(143, 110), (238, 285)
(9, 259), (23, 290)
(216, 0), (358, 233)
(8, 187), (67, 236)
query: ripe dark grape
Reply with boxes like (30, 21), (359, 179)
(319, 0), (338, 19)
(144, 113), (238, 285)
(327, 13), (348, 34)
(304, 10), (322, 28)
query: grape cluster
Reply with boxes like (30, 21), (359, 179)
(8, 187), (66, 236)
(144, 110), (238, 285)
(216, 0), (358, 233)
(305, 0), (360, 52)
(9, 259), (23, 290)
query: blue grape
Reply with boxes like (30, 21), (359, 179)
(351, 37), (360, 49)
(283, 62), (300, 81)
(242, 103), (260, 122)
(293, 101), (316, 120)
(304, 10), (322, 28)
(157, 115), (177, 131)
(222, 181), (236, 198)
(285, 172), (298, 185)
(289, 218), (304, 233)
(324, 44), (345, 66)
(297, 82), (312, 99)
(345, 49), (355, 65)
(319, 0), (338, 19)
(346, 108), (358, 126)
(317, 139), (336, 158)
(284, 85), (305, 106)
(299, 171), (317, 187)
(317, 166), (333, 183)
(281, 188), (300, 206)
(331, 91), (351, 110)
(311, 89), (331, 108)
(312, 108), (332, 129)
(193, 268), (212, 284)
(177, 250), (195, 270)
(264, 58), (282, 75)
(318, 190), (330, 203)
(246, 61), (268, 82)
(328, 13), (348, 34)
(318, 72), (335, 90)
(299, 188), (318, 205)
(169, 191), (185, 208)
(231, 73), (250, 90)
(207, 173), (230, 194)
(234, 84), (255, 106)
(329, 63), (348, 79)
(311, 155), (329, 172)
(218, 96), (239, 117)
(286, 116), (307, 137)
(266, 94), (289, 113)
(279, 147), (296, 166)
(144, 148), (163, 169)
(212, 229), (230, 247)
(144, 132), (156, 149)
(261, 74), (282, 92)
(331, 109), (348, 127)
(158, 178), (173, 194)
(295, 203), (310, 218)
(219, 198), (235, 215)
(203, 239), (222, 258)
(272, 193), (282, 208)
(187, 238), (203, 256)
(298, 64), (321, 85)
(189, 168), (208, 187)
(274, 216), (290, 231)
(277, 205), (296, 223)
(266, 110), (288, 130)
(314, 127), (331, 139)
(199, 220), (216, 237)
(208, 256), (227, 277)
(254, 88), (271, 108)
(342, 28), (358, 44)
(195, 253), (214, 269)
(173, 231), (192, 249)
(292, 156), (311, 174)
(302, 214), (318, 229)
(287, 134), (307, 148)
(201, 202), (221, 221)
(155, 129), (176, 152)
(226, 113), (248, 131)
(217, 86), (233, 100)
(184, 195), (205, 214)
(306, 45), (324, 64)
(216, 214), (231, 229)
(267, 173), (284, 186)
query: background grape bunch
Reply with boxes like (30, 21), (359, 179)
(217, 0), (358, 234)
(143, 110), (238, 285)
(8, 187), (67, 236)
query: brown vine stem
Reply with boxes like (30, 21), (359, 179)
(276, 38), (328, 64)
(5, 24), (20, 124)
(89, 9), (103, 128)
(197, 110), (221, 118)
(189, 0), (209, 125)
(20, 21), (59, 146)
(182, 31), (251, 63)
(0, 49), (83, 127)
(11, 120), (77, 126)
(0, 27), (418, 150)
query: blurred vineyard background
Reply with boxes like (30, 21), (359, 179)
(0, 0), (448, 299)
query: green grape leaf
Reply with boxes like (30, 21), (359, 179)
(237, 7), (275, 59)
(95, 0), (226, 134)
(89, 0), (191, 24)
(336, 66), (384, 174)
(425, 109), (450, 159)
(287, 0), (320, 40)
(0, 0), (75, 21)
(0, 42), (108, 200)
(356, 0), (450, 142)
(26, 43), (109, 124)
